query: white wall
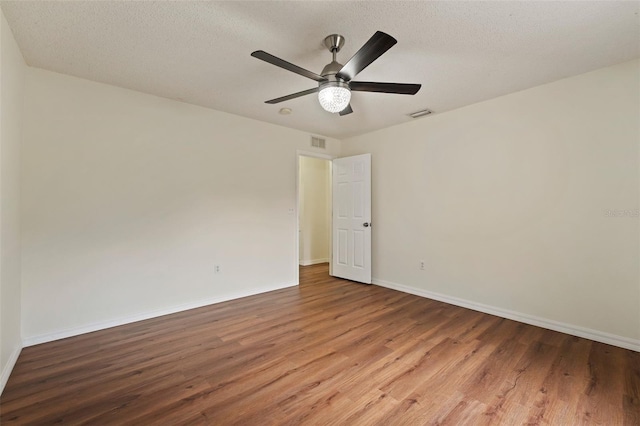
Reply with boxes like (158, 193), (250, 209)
(342, 59), (640, 349)
(0, 9), (25, 392)
(299, 156), (330, 265)
(20, 67), (339, 344)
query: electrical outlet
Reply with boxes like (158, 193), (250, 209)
(419, 260), (425, 270)
(214, 265), (221, 274)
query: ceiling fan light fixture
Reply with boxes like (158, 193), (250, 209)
(318, 82), (351, 113)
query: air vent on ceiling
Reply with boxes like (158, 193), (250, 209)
(408, 109), (433, 119)
(311, 136), (326, 149)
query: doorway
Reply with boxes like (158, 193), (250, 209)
(297, 152), (333, 284)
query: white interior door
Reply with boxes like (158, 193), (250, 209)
(331, 154), (371, 284)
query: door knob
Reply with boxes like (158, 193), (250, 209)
(363, 222), (371, 227)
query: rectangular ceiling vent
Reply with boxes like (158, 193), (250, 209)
(408, 109), (434, 119)
(311, 136), (326, 149)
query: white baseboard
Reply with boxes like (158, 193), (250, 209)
(299, 258), (329, 266)
(23, 281), (298, 347)
(1, 344), (22, 396)
(373, 277), (640, 352)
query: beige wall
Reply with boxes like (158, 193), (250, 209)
(20, 67), (339, 344)
(299, 156), (330, 265)
(342, 59), (640, 348)
(0, 9), (25, 392)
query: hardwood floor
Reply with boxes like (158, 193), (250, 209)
(2, 263), (639, 425)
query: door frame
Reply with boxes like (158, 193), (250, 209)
(296, 150), (335, 285)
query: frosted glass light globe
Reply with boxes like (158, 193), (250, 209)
(318, 85), (351, 113)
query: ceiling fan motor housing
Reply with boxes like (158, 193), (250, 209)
(320, 61), (347, 84)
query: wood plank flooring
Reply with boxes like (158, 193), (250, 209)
(2, 263), (639, 425)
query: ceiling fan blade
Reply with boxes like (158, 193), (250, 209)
(339, 104), (353, 116)
(350, 81), (421, 95)
(251, 50), (327, 83)
(336, 31), (397, 81)
(265, 87), (318, 104)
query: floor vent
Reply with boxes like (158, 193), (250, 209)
(311, 136), (326, 149)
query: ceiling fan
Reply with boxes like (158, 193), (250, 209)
(251, 31), (421, 115)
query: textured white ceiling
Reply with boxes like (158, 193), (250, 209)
(1, 1), (638, 139)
